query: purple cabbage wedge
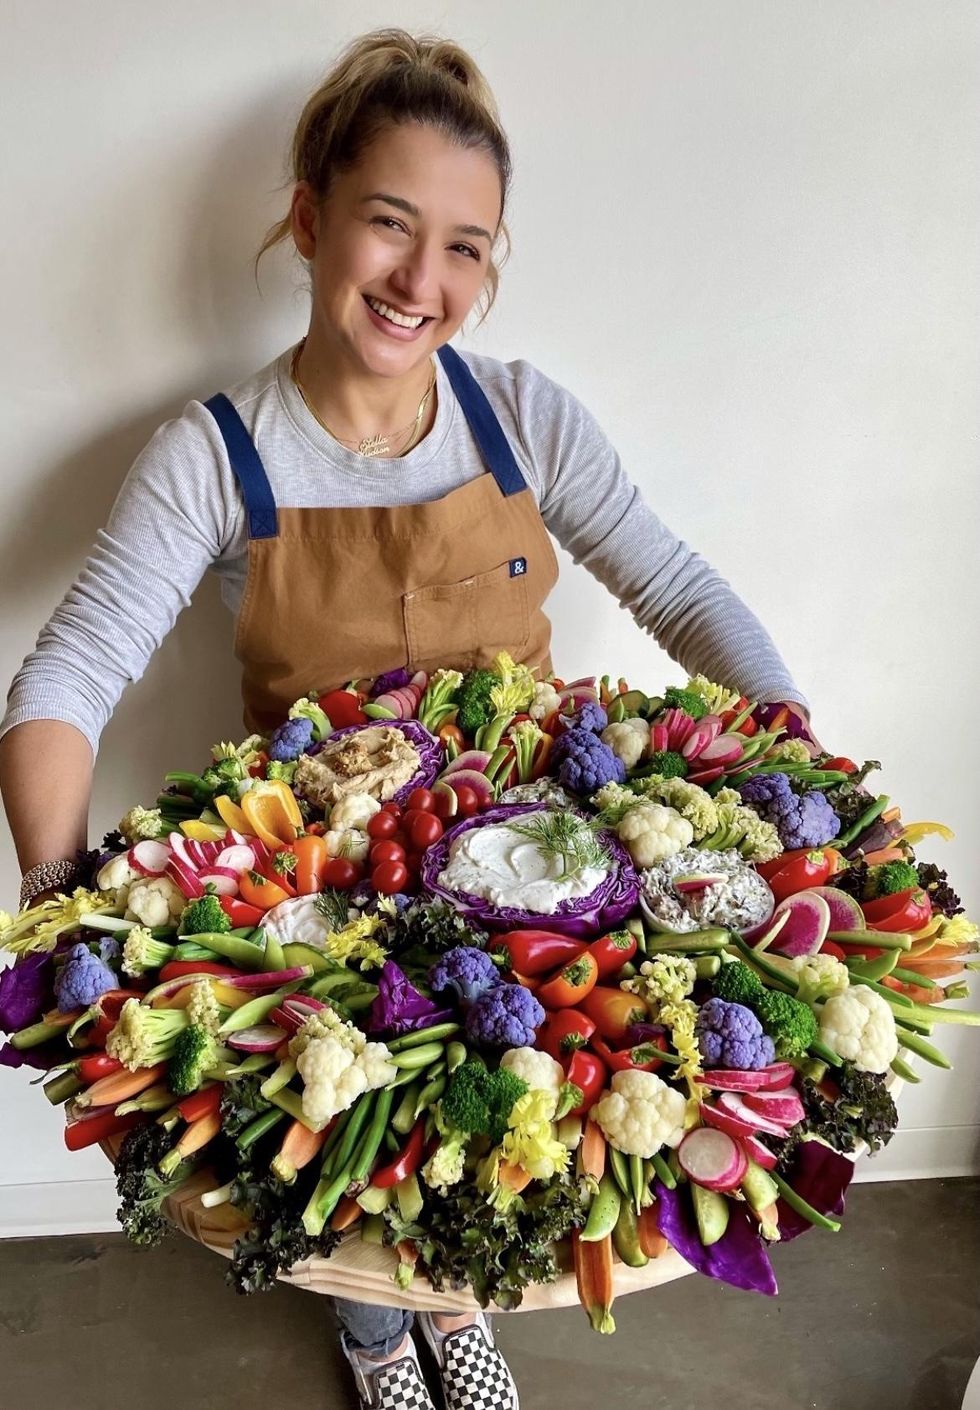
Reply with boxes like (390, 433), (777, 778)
(654, 1179), (778, 1296)
(419, 802), (640, 938)
(308, 720), (442, 806)
(367, 960), (453, 1037)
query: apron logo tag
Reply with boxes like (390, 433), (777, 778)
(509, 557), (527, 578)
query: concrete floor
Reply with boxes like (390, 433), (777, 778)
(1, 1177), (977, 1410)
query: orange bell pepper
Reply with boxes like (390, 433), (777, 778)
(239, 868), (294, 912)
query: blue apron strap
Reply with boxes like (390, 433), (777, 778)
(204, 393), (279, 539)
(436, 345), (528, 497)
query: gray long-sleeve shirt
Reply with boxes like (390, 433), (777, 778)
(1, 344), (807, 760)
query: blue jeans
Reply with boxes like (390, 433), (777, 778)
(334, 1298), (414, 1356)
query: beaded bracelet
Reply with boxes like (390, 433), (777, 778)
(18, 858), (81, 913)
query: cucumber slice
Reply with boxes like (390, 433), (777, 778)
(691, 1182), (730, 1247)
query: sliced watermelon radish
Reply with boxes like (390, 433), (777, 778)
(444, 769), (495, 808)
(748, 907), (791, 953)
(166, 856), (205, 898)
(695, 1062), (794, 1093)
(716, 1090), (794, 1137)
(694, 734), (744, 767)
(432, 780), (459, 817)
(767, 891), (831, 958)
(742, 1088), (805, 1128)
(678, 1127), (748, 1191)
(557, 684), (600, 712)
(442, 750), (492, 776)
(741, 1133), (779, 1171)
(128, 840), (171, 875)
(808, 885), (864, 933)
(674, 872), (727, 894)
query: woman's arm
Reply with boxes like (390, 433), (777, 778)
(512, 363), (810, 710)
(0, 721), (93, 882)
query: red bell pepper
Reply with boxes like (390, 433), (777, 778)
(88, 989), (145, 1046)
(489, 930), (586, 976)
(861, 888), (932, 934)
(565, 1049), (608, 1116)
(370, 1118), (428, 1188)
(64, 1109), (144, 1152)
(579, 986), (649, 1043)
(219, 895), (265, 927)
(536, 1008), (596, 1063)
(77, 1054), (124, 1084)
(177, 1083), (223, 1124)
(588, 928), (637, 979)
(821, 757), (857, 774)
(536, 953), (600, 1010)
(756, 848), (836, 902)
(719, 697), (758, 737)
(318, 688), (369, 730)
(159, 960), (243, 983)
(591, 1034), (668, 1073)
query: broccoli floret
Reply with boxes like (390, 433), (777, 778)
(754, 988), (818, 1059)
(442, 1061), (529, 1143)
(265, 759), (298, 784)
(662, 687), (709, 720)
(115, 1122), (194, 1245)
(867, 861), (919, 898)
(634, 750), (689, 780)
(169, 1024), (221, 1096)
(456, 669), (499, 736)
(179, 893), (232, 937)
(713, 959), (765, 1007)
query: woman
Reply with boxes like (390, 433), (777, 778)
(0, 28), (814, 1410)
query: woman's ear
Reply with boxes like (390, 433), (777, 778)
(289, 181), (319, 261)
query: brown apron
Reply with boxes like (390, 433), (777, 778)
(205, 344), (559, 735)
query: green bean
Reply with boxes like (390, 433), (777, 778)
(349, 1088), (396, 1185)
(236, 1107), (286, 1152)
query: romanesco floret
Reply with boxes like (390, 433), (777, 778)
(685, 676), (742, 715)
(118, 806), (166, 843)
(186, 979), (223, 1034)
(768, 738), (812, 765)
(622, 955), (697, 1007)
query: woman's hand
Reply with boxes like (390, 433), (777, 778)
(763, 699), (825, 759)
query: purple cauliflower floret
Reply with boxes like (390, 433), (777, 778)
(570, 701), (608, 735)
(53, 943), (118, 1015)
(552, 728), (626, 795)
(428, 947), (501, 1006)
(738, 772), (840, 849)
(267, 715), (315, 761)
(371, 667), (412, 697)
(465, 982), (545, 1048)
(696, 996), (775, 1070)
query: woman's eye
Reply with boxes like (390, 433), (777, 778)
(373, 216), (407, 233)
(452, 244), (480, 261)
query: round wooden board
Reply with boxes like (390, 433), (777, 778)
(99, 1071), (903, 1312)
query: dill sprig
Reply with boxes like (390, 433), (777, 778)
(506, 811), (610, 879)
(313, 888), (353, 933)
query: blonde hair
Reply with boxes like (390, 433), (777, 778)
(256, 28), (512, 325)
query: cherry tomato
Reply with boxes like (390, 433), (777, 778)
(437, 723), (465, 750)
(370, 840), (406, 866)
(407, 812), (444, 850)
(322, 857), (361, 890)
(380, 802), (403, 821)
(373, 859), (410, 894)
(453, 784), (479, 817)
(367, 811), (399, 840)
(406, 788), (437, 813)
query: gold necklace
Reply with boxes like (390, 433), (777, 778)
(290, 341), (436, 458)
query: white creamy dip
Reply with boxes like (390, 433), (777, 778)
(436, 811), (609, 914)
(262, 895), (350, 949)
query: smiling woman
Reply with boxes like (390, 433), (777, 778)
(0, 27), (816, 1409)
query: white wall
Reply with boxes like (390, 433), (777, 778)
(1, 1), (977, 1236)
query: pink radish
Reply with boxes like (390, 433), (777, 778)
(694, 734), (744, 767)
(742, 1133), (779, 1171)
(444, 769), (495, 808)
(168, 831), (198, 870)
(226, 1024), (288, 1053)
(650, 724), (669, 753)
(742, 1088), (805, 1128)
(166, 856), (205, 898)
(678, 1127), (748, 1192)
(269, 994), (332, 1033)
(128, 840), (171, 875)
(214, 844), (257, 873)
(662, 708), (696, 749)
(695, 1062), (795, 1093)
(442, 750), (492, 776)
(142, 966), (315, 1007)
(767, 891), (831, 958)
(197, 869), (240, 896)
(557, 684), (599, 712)
(807, 886), (864, 934)
(226, 829), (251, 846)
(717, 1090), (794, 1137)
(681, 721), (717, 760)
(673, 872), (727, 894)
(686, 766), (726, 786)
(410, 671), (428, 690)
(183, 839), (211, 870)
(701, 1100), (763, 1142)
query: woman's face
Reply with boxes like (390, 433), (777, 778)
(291, 122), (503, 378)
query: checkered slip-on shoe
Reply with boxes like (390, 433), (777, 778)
(415, 1310), (519, 1410)
(340, 1331), (438, 1410)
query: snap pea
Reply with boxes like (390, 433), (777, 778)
(608, 1146), (631, 1200)
(889, 1055), (920, 1084)
(845, 950), (899, 983)
(414, 1071), (447, 1119)
(629, 1153), (647, 1215)
(580, 1172), (622, 1242)
(892, 1029), (952, 1069)
(650, 1151), (676, 1190)
(445, 1041), (468, 1073)
(389, 1041), (447, 1070)
(386, 1023), (460, 1053)
(392, 1082), (422, 1134)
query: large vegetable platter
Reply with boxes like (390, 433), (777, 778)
(2, 660), (977, 1329)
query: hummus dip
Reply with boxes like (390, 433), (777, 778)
(294, 725), (419, 808)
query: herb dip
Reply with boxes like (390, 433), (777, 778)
(437, 810), (609, 915)
(639, 847), (774, 933)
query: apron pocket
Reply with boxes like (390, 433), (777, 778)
(403, 559), (530, 671)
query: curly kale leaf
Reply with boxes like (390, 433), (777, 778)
(226, 1165), (341, 1295)
(915, 862), (963, 918)
(772, 1063), (898, 1167)
(219, 1074), (274, 1140)
(386, 900), (488, 963)
(115, 1122), (195, 1246)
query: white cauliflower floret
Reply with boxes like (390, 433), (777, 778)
(590, 1068), (687, 1157)
(601, 718), (651, 771)
(186, 979), (223, 1034)
(617, 803), (694, 867)
(291, 1009), (396, 1125)
(528, 680), (562, 722)
(359, 1042), (398, 1088)
(500, 1046), (564, 1096)
(124, 874), (185, 927)
(819, 987), (898, 1073)
(773, 952), (850, 1005)
(96, 853), (142, 895)
(322, 828), (371, 863)
(329, 792), (381, 832)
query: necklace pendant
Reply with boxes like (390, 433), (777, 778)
(358, 433), (390, 457)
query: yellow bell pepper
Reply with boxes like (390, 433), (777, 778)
(180, 820), (230, 842)
(214, 794), (254, 836)
(240, 780), (303, 848)
(901, 821), (955, 846)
